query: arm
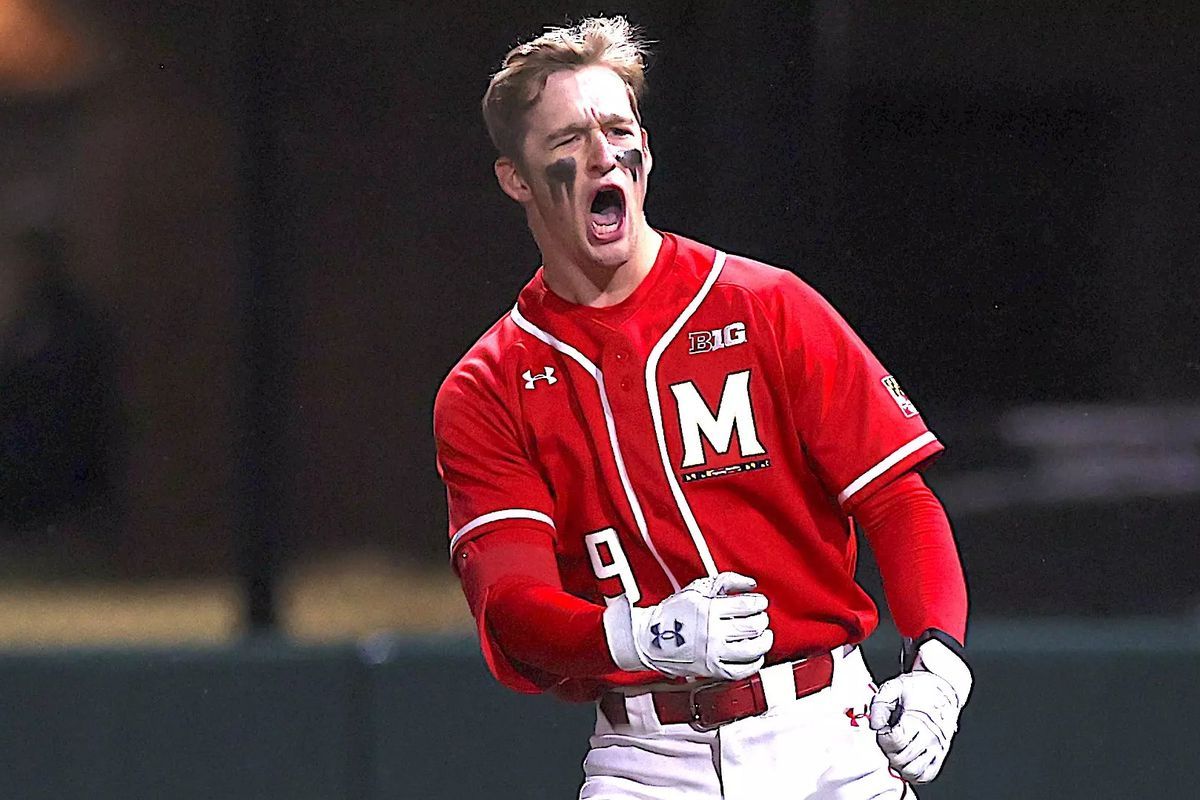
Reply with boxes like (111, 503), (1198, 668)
(458, 527), (775, 689)
(766, 269), (968, 782)
(851, 471), (971, 785)
(851, 471), (967, 643)
(456, 526), (623, 688)
(435, 362), (583, 692)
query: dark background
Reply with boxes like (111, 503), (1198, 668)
(1, 0), (1198, 632)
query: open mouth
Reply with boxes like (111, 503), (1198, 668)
(588, 187), (626, 243)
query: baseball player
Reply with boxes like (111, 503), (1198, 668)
(435, 17), (970, 799)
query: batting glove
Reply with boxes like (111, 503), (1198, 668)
(868, 632), (972, 784)
(602, 572), (773, 681)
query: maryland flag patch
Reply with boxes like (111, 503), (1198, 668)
(881, 375), (919, 418)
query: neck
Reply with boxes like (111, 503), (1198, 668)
(541, 226), (663, 308)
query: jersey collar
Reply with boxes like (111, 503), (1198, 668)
(526, 231), (678, 328)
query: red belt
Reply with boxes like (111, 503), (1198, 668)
(599, 651), (835, 732)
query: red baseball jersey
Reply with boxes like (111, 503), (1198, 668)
(435, 232), (944, 693)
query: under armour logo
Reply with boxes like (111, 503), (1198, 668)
(650, 619), (686, 649)
(845, 706), (869, 728)
(522, 367), (558, 389)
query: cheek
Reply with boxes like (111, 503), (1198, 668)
(616, 148), (644, 182)
(543, 157), (578, 205)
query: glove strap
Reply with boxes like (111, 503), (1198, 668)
(901, 627), (966, 672)
(903, 628), (973, 705)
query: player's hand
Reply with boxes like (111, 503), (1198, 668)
(868, 637), (972, 784)
(602, 572), (773, 681)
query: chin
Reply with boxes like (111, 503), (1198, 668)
(584, 237), (635, 270)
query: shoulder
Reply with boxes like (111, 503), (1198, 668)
(680, 242), (856, 357)
(702, 244), (834, 316)
(434, 312), (527, 426)
(664, 232), (841, 327)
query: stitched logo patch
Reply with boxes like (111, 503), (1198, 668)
(687, 322), (747, 354)
(881, 375), (918, 418)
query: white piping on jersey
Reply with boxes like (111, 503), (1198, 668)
(449, 508), (555, 556)
(837, 431), (939, 506)
(509, 304), (683, 592)
(643, 250), (728, 579)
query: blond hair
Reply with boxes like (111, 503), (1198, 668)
(482, 16), (649, 160)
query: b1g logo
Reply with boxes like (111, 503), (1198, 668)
(669, 369), (766, 469)
(688, 321), (747, 354)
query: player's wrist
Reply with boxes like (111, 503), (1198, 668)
(910, 634), (972, 707)
(602, 596), (651, 672)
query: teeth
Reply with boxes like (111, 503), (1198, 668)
(591, 217), (620, 238)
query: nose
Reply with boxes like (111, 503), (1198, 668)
(586, 131), (618, 175)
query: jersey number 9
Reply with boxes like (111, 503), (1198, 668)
(584, 528), (641, 605)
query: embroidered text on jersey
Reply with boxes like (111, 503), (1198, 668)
(881, 375), (918, 418)
(522, 367), (558, 389)
(681, 458), (772, 483)
(688, 321), (747, 354)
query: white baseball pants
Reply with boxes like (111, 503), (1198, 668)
(578, 647), (912, 800)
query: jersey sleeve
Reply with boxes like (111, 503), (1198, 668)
(434, 353), (556, 558)
(775, 273), (944, 509)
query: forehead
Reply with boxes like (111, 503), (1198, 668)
(525, 66), (637, 136)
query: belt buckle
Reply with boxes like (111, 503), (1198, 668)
(687, 681), (728, 732)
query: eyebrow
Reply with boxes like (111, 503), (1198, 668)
(544, 114), (636, 143)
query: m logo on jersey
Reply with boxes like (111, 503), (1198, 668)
(881, 375), (918, 418)
(669, 369), (767, 469)
(688, 321), (747, 354)
(522, 367), (558, 389)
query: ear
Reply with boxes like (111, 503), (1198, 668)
(495, 156), (534, 203)
(640, 128), (653, 179)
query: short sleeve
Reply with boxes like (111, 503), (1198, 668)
(434, 361), (556, 559)
(777, 273), (944, 510)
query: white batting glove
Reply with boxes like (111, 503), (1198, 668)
(868, 636), (972, 784)
(602, 572), (773, 681)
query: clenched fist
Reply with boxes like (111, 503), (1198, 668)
(603, 572), (773, 681)
(868, 636), (972, 784)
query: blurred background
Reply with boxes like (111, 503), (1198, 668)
(0, 1), (1197, 797)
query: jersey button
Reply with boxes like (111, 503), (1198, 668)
(615, 351), (628, 361)
(619, 378), (632, 390)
